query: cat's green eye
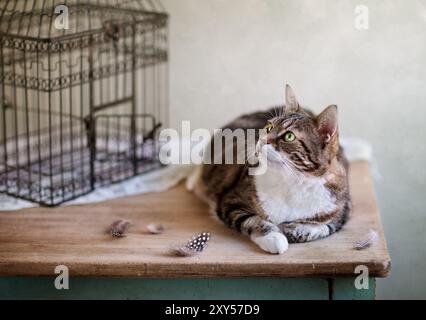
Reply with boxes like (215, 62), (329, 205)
(283, 131), (296, 142)
(265, 123), (273, 133)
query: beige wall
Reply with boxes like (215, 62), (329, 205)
(162, 0), (426, 299)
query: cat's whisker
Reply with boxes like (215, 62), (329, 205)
(280, 159), (297, 179)
(279, 105), (284, 118)
(263, 147), (299, 179)
(286, 162), (303, 180)
(267, 109), (277, 120)
(276, 152), (305, 180)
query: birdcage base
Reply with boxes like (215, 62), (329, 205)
(0, 144), (163, 207)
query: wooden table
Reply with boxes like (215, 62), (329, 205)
(0, 161), (390, 300)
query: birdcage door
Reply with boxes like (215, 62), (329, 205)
(92, 110), (161, 188)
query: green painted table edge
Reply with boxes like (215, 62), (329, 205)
(0, 277), (375, 300)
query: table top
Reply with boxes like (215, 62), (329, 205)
(0, 161), (391, 278)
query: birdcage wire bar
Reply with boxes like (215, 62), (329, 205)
(0, 0), (168, 206)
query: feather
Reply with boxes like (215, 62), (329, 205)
(170, 246), (197, 257)
(170, 232), (211, 257)
(355, 229), (378, 250)
(107, 219), (131, 238)
(146, 223), (164, 235)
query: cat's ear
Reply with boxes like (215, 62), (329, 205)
(317, 105), (338, 144)
(285, 84), (300, 113)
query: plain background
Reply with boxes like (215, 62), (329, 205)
(162, 0), (426, 299)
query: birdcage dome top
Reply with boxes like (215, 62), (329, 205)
(0, 0), (166, 40)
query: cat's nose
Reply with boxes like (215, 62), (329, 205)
(267, 135), (279, 148)
(266, 135), (275, 144)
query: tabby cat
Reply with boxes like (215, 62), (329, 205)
(187, 85), (351, 254)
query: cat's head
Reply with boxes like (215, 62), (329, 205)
(263, 85), (339, 176)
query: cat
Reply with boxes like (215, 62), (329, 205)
(187, 85), (351, 254)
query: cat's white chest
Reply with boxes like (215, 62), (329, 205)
(254, 165), (337, 224)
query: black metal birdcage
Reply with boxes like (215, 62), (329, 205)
(0, 0), (168, 206)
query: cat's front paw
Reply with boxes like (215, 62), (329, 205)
(251, 231), (289, 254)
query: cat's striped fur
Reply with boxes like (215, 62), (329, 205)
(187, 86), (351, 254)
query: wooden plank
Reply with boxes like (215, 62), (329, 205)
(0, 161), (391, 278)
(0, 277), (330, 300)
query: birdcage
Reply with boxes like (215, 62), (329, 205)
(0, 0), (168, 206)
